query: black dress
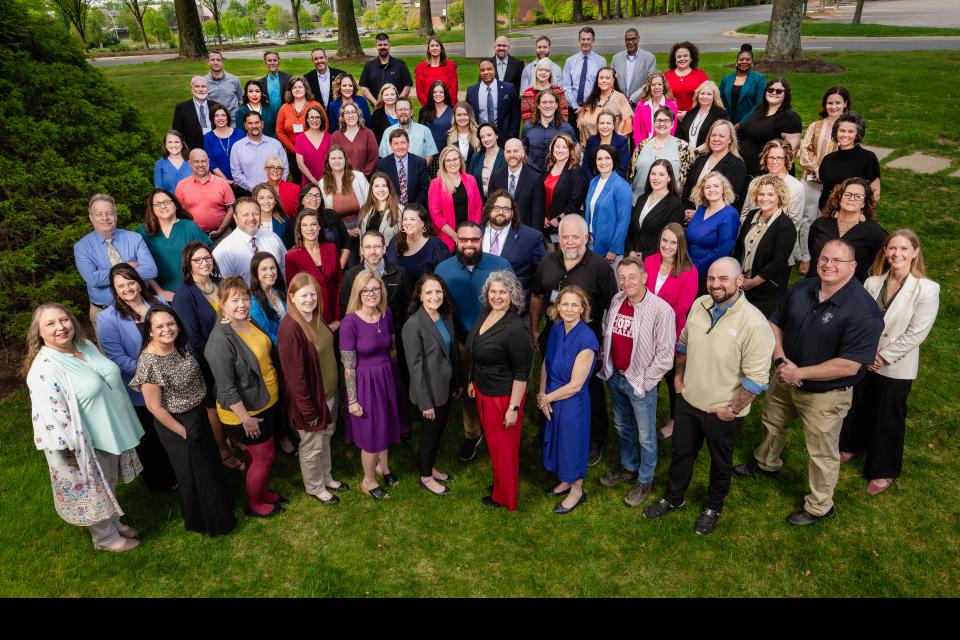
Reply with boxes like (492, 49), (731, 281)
(130, 350), (237, 536)
(807, 217), (888, 283)
(817, 145), (882, 210)
(738, 108), (802, 178)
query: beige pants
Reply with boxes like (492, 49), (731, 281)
(89, 304), (105, 332)
(298, 395), (337, 496)
(754, 378), (853, 516)
(458, 341), (482, 439)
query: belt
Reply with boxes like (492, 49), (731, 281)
(90, 302), (108, 310)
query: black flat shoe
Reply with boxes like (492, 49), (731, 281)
(362, 484), (390, 500)
(245, 504), (284, 518)
(326, 481), (350, 492)
(545, 486), (571, 497)
(481, 495), (504, 508)
(554, 492), (587, 515)
(314, 493), (340, 505)
(270, 494), (289, 505)
(381, 472), (400, 487)
(420, 480), (452, 496)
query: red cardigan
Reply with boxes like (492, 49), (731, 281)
(414, 60), (459, 109)
(428, 172), (482, 252)
(285, 243), (343, 325)
(644, 252), (699, 340)
(277, 315), (332, 432)
(331, 128), (379, 177)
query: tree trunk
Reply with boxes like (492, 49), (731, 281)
(572, 0), (585, 21)
(764, 0), (804, 61)
(174, 0), (207, 58)
(291, 0), (302, 41)
(853, 0), (865, 24)
(335, 0), (363, 57)
(137, 19), (150, 49)
(418, 0), (435, 36)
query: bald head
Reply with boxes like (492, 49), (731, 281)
(504, 138), (526, 169)
(709, 256), (743, 279)
(189, 148), (210, 177)
(495, 36), (510, 60)
(706, 257), (743, 305)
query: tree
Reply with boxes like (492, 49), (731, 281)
(447, 0), (464, 26)
(853, 0), (865, 24)
(418, 0), (434, 36)
(49, 0), (92, 44)
(118, 0), (150, 49)
(289, 0), (308, 40)
(763, 0), (803, 61)
(143, 8), (171, 45)
(335, 0), (363, 57)
(321, 11), (335, 27)
(540, 0), (570, 22)
(198, 0), (228, 44)
(246, 0), (267, 28)
(572, 0), (584, 22)
(265, 4), (293, 33)
(173, 0), (207, 57)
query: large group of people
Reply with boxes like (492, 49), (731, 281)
(27, 30), (941, 552)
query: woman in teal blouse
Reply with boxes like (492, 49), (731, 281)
(136, 189), (211, 301)
(719, 44), (766, 127)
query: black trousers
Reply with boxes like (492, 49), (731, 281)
(418, 389), (453, 477)
(839, 372), (913, 479)
(662, 364), (678, 420)
(134, 405), (178, 492)
(588, 374), (609, 448)
(665, 396), (742, 512)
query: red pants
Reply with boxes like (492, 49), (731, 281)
(476, 390), (526, 511)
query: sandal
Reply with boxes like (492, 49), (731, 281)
(221, 454), (246, 472)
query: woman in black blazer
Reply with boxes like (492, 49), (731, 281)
(402, 274), (462, 496)
(681, 119), (748, 216)
(543, 133), (587, 243)
(171, 241), (244, 472)
(733, 174), (797, 317)
(626, 159), (685, 259)
(676, 87), (728, 154)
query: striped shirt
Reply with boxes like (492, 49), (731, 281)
(598, 290), (676, 396)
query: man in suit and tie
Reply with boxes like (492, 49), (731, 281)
(492, 36), (524, 90)
(611, 28), (657, 106)
(467, 59), (520, 146)
(305, 47), (346, 109)
(259, 51), (291, 113)
(172, 76), (210, 152)
(376, 129), (429, 207)
(481, 190), (546, 301)
(489, 138), (547, 235)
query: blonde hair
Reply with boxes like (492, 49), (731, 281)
(692, 80), (723, 109)
(759, 138), (795, 170)
(437, 146), (466, 195)
(20, 303), (86, 377)
(345, 270), (387, 316)
(744, 174), (789, 212)
(692, 171), (736, 207)
(532, 57), (558, 87)
(375, 83), (399, 110)
(869, 229), (927, 279)
(546, 133), (580, 171)
(706, 119), (741, 159)
(447, 101), (480, 150)
(286, 273), (328, 351)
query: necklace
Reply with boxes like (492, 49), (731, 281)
(197, 280), (217, 296)
(216, 131), (233, 156)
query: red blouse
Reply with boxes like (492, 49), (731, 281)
(664, 69), (710, 114)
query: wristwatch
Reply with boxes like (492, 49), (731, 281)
(510, 405), (520, 411)
(773, 357), (785, 367)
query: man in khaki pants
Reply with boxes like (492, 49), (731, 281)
(733, 239), (883, 525)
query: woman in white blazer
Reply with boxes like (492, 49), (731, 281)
(839, 230), (940, 495)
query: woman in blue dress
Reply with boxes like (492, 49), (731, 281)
(204, 103), (246, 187)
(686, 171), (740, 295)
(537, 286), (599, 515)
(153, 130), (192, 193)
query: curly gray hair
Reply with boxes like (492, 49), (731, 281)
(480, 269), (525, 314)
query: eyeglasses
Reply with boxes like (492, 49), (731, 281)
(766, 156), (786, 163)
(817, 257), (854, 265)
(303, 192), (321, 200)
(842, 192), (865, 201)
(153, 199), (174, 207)
(654, 119), (672, 125)
(457, 237), (482, 244)
(265, 165), (284, 170)
(491, 205), (512, 213)
(766, 88), (786, 95)
(360, 287), (381, 296)
(191, 256), (214, 264)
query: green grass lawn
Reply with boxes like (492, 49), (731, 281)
(2, 51), (958, 597)
(739, 20), (960, 37)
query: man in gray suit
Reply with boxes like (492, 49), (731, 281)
(611, 28), (656, 107)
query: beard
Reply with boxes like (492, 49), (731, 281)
(458, 247), (482, 267)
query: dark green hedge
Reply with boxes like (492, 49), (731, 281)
(0, 0), (156, 339)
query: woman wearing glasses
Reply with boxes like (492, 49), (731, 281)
(136, 189), (210, 301)
(737, 78), (802, 179)
(298, 183), (351, 269)
(808, 177), (887, 283)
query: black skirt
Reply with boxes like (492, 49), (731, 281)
(156, 406), (237, 536)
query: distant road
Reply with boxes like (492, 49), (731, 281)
(90, 4), (960, 68)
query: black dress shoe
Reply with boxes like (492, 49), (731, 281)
(545, 485), (571, 497)
(458, 435), (484, 462)
(381, 472), (400, 487)
(481, 495), (504, 508)
(786, 507), (836, 525)
(420, 480), (452, 496)
(554, 492), (587, 515)
(245, 504), (284, 518)
(362, 484), (390, 500)
(314, 493), (340, 505)
(326, 481), (350, 492)
(587, 442), (603, 467)
(732, 459), (780, 478)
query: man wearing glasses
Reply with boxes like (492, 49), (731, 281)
(176, 148), (235, 239)
(339, 230), (411, 325)
(230, 111), (288, 194)
(733, 238), (883, 525)
(435, 221), (512, 462)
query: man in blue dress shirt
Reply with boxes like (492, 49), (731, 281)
(562, 27), (607, 126)
(73, 194), (158, 328)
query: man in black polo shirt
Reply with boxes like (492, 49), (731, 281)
(733, 239), (883, 525)
(530, 214), (618, 465)
(359, 33), (413, 104)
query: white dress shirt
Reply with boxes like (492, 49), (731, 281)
(212, 227), (286, 285)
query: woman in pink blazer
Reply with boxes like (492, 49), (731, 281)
(643, 222), (698, 439)
(633, 72), (679, 144)
(428, 146), (483, 252)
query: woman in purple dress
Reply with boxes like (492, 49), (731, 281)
(340, 270), (409, 499)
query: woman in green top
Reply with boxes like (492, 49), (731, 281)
(137, 188), (210, 301)
(24, 303), (144, 552)
(236, 79), (277, 140)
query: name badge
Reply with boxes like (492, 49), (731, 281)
(293, 123), (305, 134)
(550, 290), (559, 303)
(550, 233), (560, 244)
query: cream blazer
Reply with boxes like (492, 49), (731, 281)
(864, 274), (940, 380)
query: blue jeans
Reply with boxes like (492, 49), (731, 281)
(607, 370), (659, 483)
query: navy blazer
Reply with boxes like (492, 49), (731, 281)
(582, 133), (631, 181)
(172, 282), (218, 361)
(304, 66), (346, 108)
(377, 152), (430, 206)
(96, 298), (169, 406)
(483, 222), (547, 297)
(466, 80), (520, 145)
(489, 165), (547, 233)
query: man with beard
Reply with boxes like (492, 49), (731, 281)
(435, 221), (512, 462)
(230, 111), (288, 193)
(359, 33), (413, 104)
(530, 214), (617, 466)
(377, 98), (438, 165)
(480, 189), (545, 302)
(643, 257), (774, 535)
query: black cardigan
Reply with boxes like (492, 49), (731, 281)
(675, 105), (728, 151)
(681, 152), (748, 213)
(548, 164), (588, 222)
(625, 191), (685, 258)
(733, 209), (798, 304)
(465, 309), (533, 397)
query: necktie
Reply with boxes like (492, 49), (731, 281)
(398, 159), (408, 206)
(104, 236), (122, 266)
(577, 55), (589, 105)
(250, 235), (259, 254)
(486, 85), (495, 123)
(490, 230), (501, 256)
(198, 102), (207, 128)
(508, 172), (517, 197)
(498, 60), (506, 80)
